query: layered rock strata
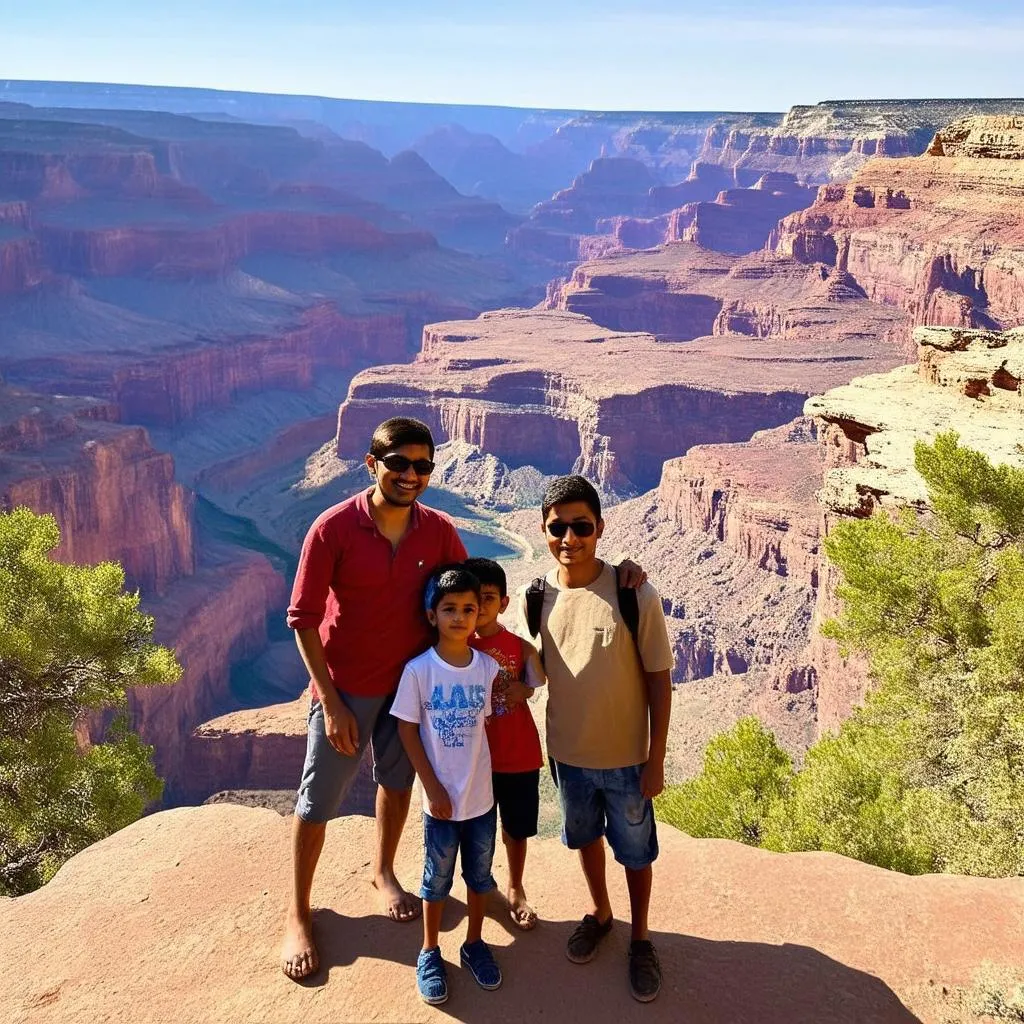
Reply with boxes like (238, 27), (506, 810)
(774, 115), (1024, 335)
(334, 308), (841, 495)
(0, 386), (194, 593)
(805, 324), (1024, 729)
(548, 241), (910, 350)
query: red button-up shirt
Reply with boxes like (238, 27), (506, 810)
(286, 489), (468, 699)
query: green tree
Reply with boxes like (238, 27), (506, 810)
(0, 507), (181, 895)
(658, 432), (1024, 876)
(656, 717), (793, 844)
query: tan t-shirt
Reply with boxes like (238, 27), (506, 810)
(516, 561), (674, 770)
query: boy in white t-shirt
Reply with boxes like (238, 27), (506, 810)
(392, 564), (501, 1006)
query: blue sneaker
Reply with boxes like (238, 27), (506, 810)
(416, 946), (449, 1005)
(460, 939), (502, 990)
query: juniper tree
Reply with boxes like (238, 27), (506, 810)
(0, 507), (180, 895)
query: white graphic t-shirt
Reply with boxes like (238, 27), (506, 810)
(391, 647), (497, 821)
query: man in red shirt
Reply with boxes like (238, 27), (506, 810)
(281, 417), (466, 980)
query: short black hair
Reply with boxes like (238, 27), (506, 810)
(424, 563), (481, 613)
(369, 416), (435, 459)
(541, 474), (602, 522)
(462, 557), (507, 598)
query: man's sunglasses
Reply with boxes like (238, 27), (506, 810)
(546, 519), (596, 539)
(379, 453), (435, 475)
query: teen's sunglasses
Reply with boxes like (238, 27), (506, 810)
(379, 453), (435, 475)
(546, 519), (596, 539)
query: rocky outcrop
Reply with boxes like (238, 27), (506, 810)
(805, 324), (1024, 730)
(122, 544), (288, 801)
(5, 805), (1023, 1023)
(336, 308), (822, 494)
(666, 173), (816, 254)
(698, 98), (1024, 185)
(657, 418), (822, 587)
(0, 231), (46, 294)
(184, 694), (375, 812)
(0, 387), (194, 593)
(548, 241), (910, 354)
(773, 115), (1024, 336)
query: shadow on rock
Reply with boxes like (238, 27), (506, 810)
(303, 906), (921, 1022)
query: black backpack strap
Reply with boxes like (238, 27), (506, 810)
(525, 577), (546, 639)
(617, 585), (642, 665)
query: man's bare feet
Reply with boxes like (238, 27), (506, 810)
(373, 871), (421, 922)
(507, 885), (537, 931)
(281, 908), (319, 980)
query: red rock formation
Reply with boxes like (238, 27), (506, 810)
(335, 308), (872, 494)
(666, 173), (816, 255)
(548, 241), (910, 352)
(123, 544), (288, 799)
(773, 116), (1024, 334)
(35, 209), (434, 279)
(184, 694), (375, 813)
(9, 804), (1021, 1023)
(0, 232), (46, 294)
(0, 387), (194, 593)
(13, 303), (413, 427)
(657, 418), (822, 587)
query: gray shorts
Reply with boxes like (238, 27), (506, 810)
(294, 690), (415, 823)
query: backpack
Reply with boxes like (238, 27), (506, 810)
(524, 575), (642, 667)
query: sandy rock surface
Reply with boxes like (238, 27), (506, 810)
(3, 806), (1023, 1024)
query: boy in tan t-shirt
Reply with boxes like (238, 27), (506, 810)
(517, 474), (673, 1004)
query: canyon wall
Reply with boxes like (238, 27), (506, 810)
(773, 116), (1024, 337)
(0, 389), (194, 593)
(335, 309), (823, 495)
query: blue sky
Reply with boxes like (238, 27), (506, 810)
(2, 1), (1023, 111)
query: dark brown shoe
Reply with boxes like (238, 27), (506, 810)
(566, 913), (613, 964)
(628, 939), (662, 1002)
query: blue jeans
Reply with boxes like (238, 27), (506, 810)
(420, 806), (498, 902)
(550, 760), (659, 870)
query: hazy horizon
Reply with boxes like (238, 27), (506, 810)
(3, 1), (1024, 113)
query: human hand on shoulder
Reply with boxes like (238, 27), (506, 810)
(426, 783), (453, 820)
(615, 558), (647, 589)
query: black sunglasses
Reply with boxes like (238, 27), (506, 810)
(546, 519), (596, 539)
(380, 453), (435, 475)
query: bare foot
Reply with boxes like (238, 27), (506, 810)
(373, 871), (421, 922)
(507, 885), (537, 931)
(281, 908), (319, 981)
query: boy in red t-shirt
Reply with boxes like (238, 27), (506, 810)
(464, 557), (545, 930)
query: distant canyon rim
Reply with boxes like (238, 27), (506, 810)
(1, 82), (1023, 810)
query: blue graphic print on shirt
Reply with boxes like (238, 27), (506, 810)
(424, 683), (487, 748)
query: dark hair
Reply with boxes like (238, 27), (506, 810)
(424, 563), (481, 614)
(369, 417), (435, 459)
(541, 474), (602, 522)
(462, 557), (507, 599)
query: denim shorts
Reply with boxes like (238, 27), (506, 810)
(294, 691), (415, 823)
(549, 760), (659, 870)
(420, 805), (498, 903)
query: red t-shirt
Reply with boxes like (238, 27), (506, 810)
(286, 489), (467, 699)
(470, 626), (544, 774)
